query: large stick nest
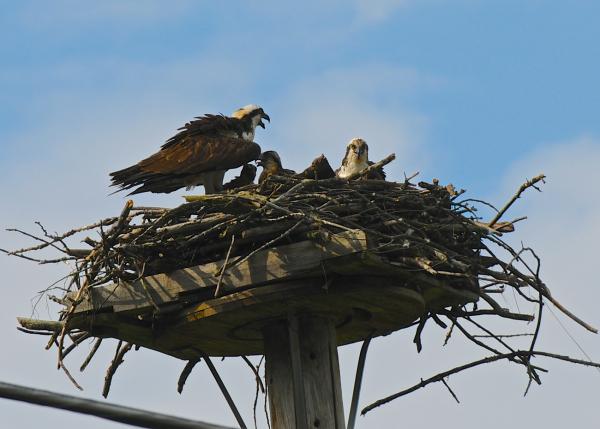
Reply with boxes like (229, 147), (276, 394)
(6, 167), (598, 410)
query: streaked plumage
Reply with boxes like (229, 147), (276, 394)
(109, 105), (269, 195)
(257, 151), (295, 184)
(223, 164), (257, 190)
(336, 138), (385, 180)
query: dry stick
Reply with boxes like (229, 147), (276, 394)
(177, 360), (200, 394)
(0, 380), (234, 429)
(545, 294), (598, 334)
(4, 217), (119, 255)
(445, 315), (544, 381)
(225, 220), (305, 272)
(5, 227), (67, 256)
(472, 333), (533, 338)
(478, 291), (534, 322)
(345, 153), (396, 180)
(489, 237), (597, 333)
(199, 352), (248, 429)
(361, 350), (600, 415)
(0, 247), (74, 264)
(214, 235), (236, 298)
(17, 317), (64, 332)
(58, 200), (134, 371)
(440, 378), (460, 403)
(80, 338), (103, 372)
(521, 247), (545, 393)
(488, 173), (545, 227)
(347, 337), (373, 429)
(59, 362), (83, 391)
(241, 356), (265, 393)
(413, 316), (427, 353)
(61, 333), (92, 360)
(17, 327), (54, 336)
(249, 357), (265, 429)
(263, 362), (271, 429)
(102, 341), (133, 398)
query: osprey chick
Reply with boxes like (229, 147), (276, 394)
(257, 151), (295, 184)
(223, 164), (257, 190)
(109, 104), (269, 195)
(297, 154), (336, 180)
(336, 138), (385, 180)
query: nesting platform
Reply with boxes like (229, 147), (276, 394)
(66, 229), (478, 359)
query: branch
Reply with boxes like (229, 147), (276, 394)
(177, 360), (200, 394)
(346, 153), (396, 180)
(102, 341), (133, 398)
(488, 174), (545, 227)
(361, 350), (600, 415)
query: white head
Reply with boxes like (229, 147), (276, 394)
(343, 138), (369, 165)
(231, 104), (270, 129)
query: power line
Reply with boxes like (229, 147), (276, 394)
(0, 380), (236, 429)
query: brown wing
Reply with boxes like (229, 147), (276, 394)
(141, 136), (260, 174)
(297, 154), (335, 180)
(161, 114), (246, 150)
(110, 136), (260, 194)
(366, 160), (386, 180)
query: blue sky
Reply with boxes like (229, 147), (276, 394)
(1, 1), (600, 428)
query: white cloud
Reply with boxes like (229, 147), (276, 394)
(354, 0), (411, 23)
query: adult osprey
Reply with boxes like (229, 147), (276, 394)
(109, 105), (269, 194)
(257, 151), (296, 184)
(336, 138), (386, 180)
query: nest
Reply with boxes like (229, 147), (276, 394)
(6, 167), (598, 410)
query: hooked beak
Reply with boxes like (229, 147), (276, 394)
(258, 113), (270, 129)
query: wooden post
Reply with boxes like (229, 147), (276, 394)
(263, 314), (345, 429)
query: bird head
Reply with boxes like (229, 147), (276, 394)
(240, 163), (258, 178)
(345, 138), (369, 163)
(231, 104), (271, 129)
(257, 151), (283, 171)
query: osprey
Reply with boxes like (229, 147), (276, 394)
(257, 151), (296, 184)
(223, 163), (257, 190)
(109, 104), (269, 194)
(336, 138), (386, 180)
(297, 154), (336, 180)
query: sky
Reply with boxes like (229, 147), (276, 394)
(1, 0), (600, 428)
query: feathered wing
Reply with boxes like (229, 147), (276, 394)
(110, 136), (261, 194)
(297, 155), (335, 180)
(367, 160), (386, 180)
(161, 114), (247, 149)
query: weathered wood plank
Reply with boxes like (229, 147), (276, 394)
(74, 229), (368, 314)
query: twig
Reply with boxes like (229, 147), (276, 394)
(177, 360), (200, 394)
(199, 351), (248, 429)
(347, 337), (372, 429)
(346, 153), (396, 180)
(441, 378), (460, 403)
(214, 235), (236, 298)
(488, 174), (545, 227)
(102, 341), (133, 398)
(361, 350), (600, 415)
(80, 338), (103, 372)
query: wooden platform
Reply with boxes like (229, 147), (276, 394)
(66, 230), (478, 359)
